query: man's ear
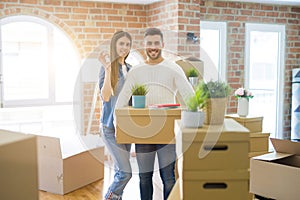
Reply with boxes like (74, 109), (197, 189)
(162, 42), (165, 48)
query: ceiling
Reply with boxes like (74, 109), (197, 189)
(82, 0), (300, 5)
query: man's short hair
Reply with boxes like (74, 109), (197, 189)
(144, 28), (163, 41)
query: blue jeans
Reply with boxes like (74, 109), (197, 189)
(135, 144), (176, 200)
(100, 125), (132, 200)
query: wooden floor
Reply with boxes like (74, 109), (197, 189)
(39, 159), (163, 200)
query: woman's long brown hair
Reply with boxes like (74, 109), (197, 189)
(110, 31), (132, 95)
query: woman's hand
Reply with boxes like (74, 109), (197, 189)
(98, 51), (111, 71)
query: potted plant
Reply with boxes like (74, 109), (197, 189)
(186, 68), (199, 87)
(234, 87), (254, 117)
(197, 80), (231, 125)
(131, 83), (149, 108)
(181, 84), (208, 128)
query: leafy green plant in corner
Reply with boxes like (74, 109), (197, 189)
(186, 68), (199, 77)
(131, 83), (149, 96)
(197, 80), (231, 98)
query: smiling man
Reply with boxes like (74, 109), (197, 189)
(115, 28), (194, 200)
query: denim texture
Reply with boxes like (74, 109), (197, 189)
(101, 125), (132, 200)
(135, 144), (176, 200)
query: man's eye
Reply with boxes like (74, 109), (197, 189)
(147, 42), (152, 46)
(154, 41), (160, 46)
(119, 42), (124, 45)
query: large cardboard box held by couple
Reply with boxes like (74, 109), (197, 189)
(37, 134), (104, 195)
(115, 107), (181, 144)
(250, 138), (300, 200)
(0, 129), (38, 200)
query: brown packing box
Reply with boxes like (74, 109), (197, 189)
(226, 114), (263, 133)
(249, 132), (270, 152)
(176, 57), (204, 79)
(37, 135), (104, 195)
(178, 169), (249, 200)
(175, 119), (250, 171)
(0, 129), (38, 200)
(115, 107), (181, 144)
(250, 138), (300, 200)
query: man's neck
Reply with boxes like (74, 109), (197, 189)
(145, 57), (164, 65)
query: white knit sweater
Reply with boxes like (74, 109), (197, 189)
(115, 59), (194, 108)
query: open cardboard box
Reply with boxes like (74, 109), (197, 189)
(250, 138), (300, 200)
(37, 133), (104, 195)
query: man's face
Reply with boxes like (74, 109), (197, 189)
(144, 35), (164, 61)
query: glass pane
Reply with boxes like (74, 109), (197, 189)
(53, 29), (80, 102)
(200, 29), (220, 71)
(2, 22), (49, 100)
(248, 31), (279, 134)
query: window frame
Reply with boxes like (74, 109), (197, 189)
(200, 21), (227, 81)
(245, 23), (285, 138)
(0, 15), (80, 107)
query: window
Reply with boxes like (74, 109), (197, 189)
(0, 16), (80, 133)
(0, 16), (80, 107)
(245, 23), (285, 138)
(200, 21), (227, 81)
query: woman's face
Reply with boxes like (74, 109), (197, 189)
(116, 36), (131, 58)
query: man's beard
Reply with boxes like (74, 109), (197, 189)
(146, 48), (162, 60)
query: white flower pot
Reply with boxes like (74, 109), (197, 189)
(237, 97), (249, 117)
(181, 110), (205, 128)
(189, 77), (198, 87)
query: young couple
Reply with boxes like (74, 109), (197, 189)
(98, 28), (194, 200)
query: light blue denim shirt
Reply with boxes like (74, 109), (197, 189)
(99, 63), (131, 129)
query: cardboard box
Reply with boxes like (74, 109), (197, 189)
(176, 58), (204, 79)
(37, 135), (104, 195)
(250, 138), (300, 200)
(226, 114), (263, 133)
(0, 129), (38, 200)
(179, 169), (249, 200)
(175, 119), (250, 171)
(115, 107), (181, 144)
(249, 132), (270, 152)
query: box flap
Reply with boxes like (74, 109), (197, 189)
(270, 138), (300, 155)
(253, 152), (293, 161)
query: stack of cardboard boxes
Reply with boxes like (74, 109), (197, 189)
(174, 118), (250, 199)
(225, 114), (270, 160)
(225, 114), (270, 200)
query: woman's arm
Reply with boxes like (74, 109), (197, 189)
(99, 52), (112, 102)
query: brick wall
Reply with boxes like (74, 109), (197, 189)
(0, 0), (299, 136)
(200, 0), (300, 137)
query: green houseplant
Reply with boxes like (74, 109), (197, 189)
(186, 68), (199, 87)
(131, 83), (149, 108)
(181, 84), (208, 128)
(197, 80), (231, 125)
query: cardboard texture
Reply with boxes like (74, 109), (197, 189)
(37, 135), (104, 195)
(249, 132), (270, 152)
(176, 58), (204, 79)
(250, 138), (300, 200)
(0, 129), (38, 200)
(226, 114), (263, 133)
(115, 107), (181, 144)
(175, 119), (250, 199)
(175, 119), (250, 170)
(179, 169), (249, 200)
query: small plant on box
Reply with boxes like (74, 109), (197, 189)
(186, 68), (199, 78)
(131, 83), (148, 108)
(131, 83), (149, 96)
(182, 84), (207, 128)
